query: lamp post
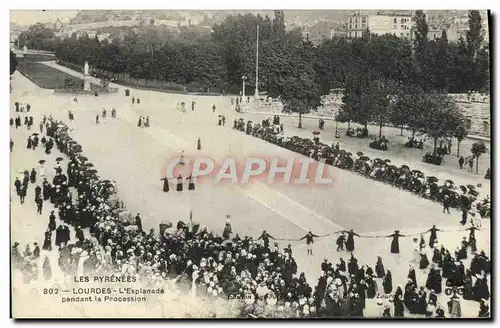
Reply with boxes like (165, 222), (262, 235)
(254, 25), (259, 101)
(242, 75), (247, 100)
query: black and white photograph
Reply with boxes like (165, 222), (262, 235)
(8, 7), (492, 319)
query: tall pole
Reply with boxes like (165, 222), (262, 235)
(242, 76), (247, 99)
(254, 25), (259, 101)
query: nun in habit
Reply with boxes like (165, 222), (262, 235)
(160, 177), (169, 192)
(176, 174), (183, 192)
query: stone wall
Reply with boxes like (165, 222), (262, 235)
(456, 101), (490, 138)
(320, 93), (491, 138)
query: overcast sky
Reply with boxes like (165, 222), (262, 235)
(10, 10), (78, 26)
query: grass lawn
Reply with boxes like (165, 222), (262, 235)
(16, 59), (83, 89)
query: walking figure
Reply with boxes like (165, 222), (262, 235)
(197, 138), (201, 150)
(95, 115), (99, 124)
(102, 108), (106, 118)
(443, 195), (451, 214)
(188, 174), (195, 190)
(176, 174), (183, 192)
(111, 108), (116, 118)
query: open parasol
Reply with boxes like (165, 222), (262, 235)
(56, 157), (64, 162)
(427, 176), (438, 183)
(384, 159), (391, 163)
(467, 184), (476, 191)
(312, 131), (320, 135)
(32, 133), (39, 136)
(356, 151), (364, 156)
(38, 160), (46, 165)
(77, 155), (88, 162)
(360, 156), (370, 161)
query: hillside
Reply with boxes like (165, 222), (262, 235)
(68, 9), (475, 26)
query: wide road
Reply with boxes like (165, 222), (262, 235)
(10, 69), (490, 317)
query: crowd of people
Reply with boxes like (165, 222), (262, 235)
(232, 118), (491, 220)
(9, 100), (490, 318)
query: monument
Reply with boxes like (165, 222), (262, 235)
(83, 61), (91, 91)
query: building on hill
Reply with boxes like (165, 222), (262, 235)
(347, 11), (413, 39)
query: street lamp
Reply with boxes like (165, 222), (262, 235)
(242, 75), (247, 100)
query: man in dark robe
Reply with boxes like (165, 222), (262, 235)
(19, 186), (27, 204)
(34, 185), (42, 199)
(55, 225), (64, 247)
(197, 138), (201, 150)
(160, 177), (169, 192)
(62, 225), (71, 245)
(188, 175), (195, 190)
(343, 229), (360, 252)
(14, 178), (21, 195)
(176, 174), (183, 191)
(388, 230), (404, 253)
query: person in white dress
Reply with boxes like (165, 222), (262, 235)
(39, 164), (46, 179)
(412, 238), (420, 264)
(473, 211), (483, 228)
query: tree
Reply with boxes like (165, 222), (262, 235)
(413, 10), (429, 48)
(10, 51), (18, 75)
(467, 10), (483, 60)
(420, 92), (465, 154)
(280, 42), (322, 127)
(466, 10), (484, 91)
(454, 125), (468, 157)
(17, 23), (55, 50)
(435, 30), (450, 91)
(471, 141), (487, 174)
(389, 84), (426, 138)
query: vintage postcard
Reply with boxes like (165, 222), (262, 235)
(10, 9), (491, 319)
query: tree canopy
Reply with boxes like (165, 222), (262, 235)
(18, 10), (489, 119)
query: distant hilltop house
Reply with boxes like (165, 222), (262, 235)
(54, 28), (112, 43)
(347, 11), (413, 39)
